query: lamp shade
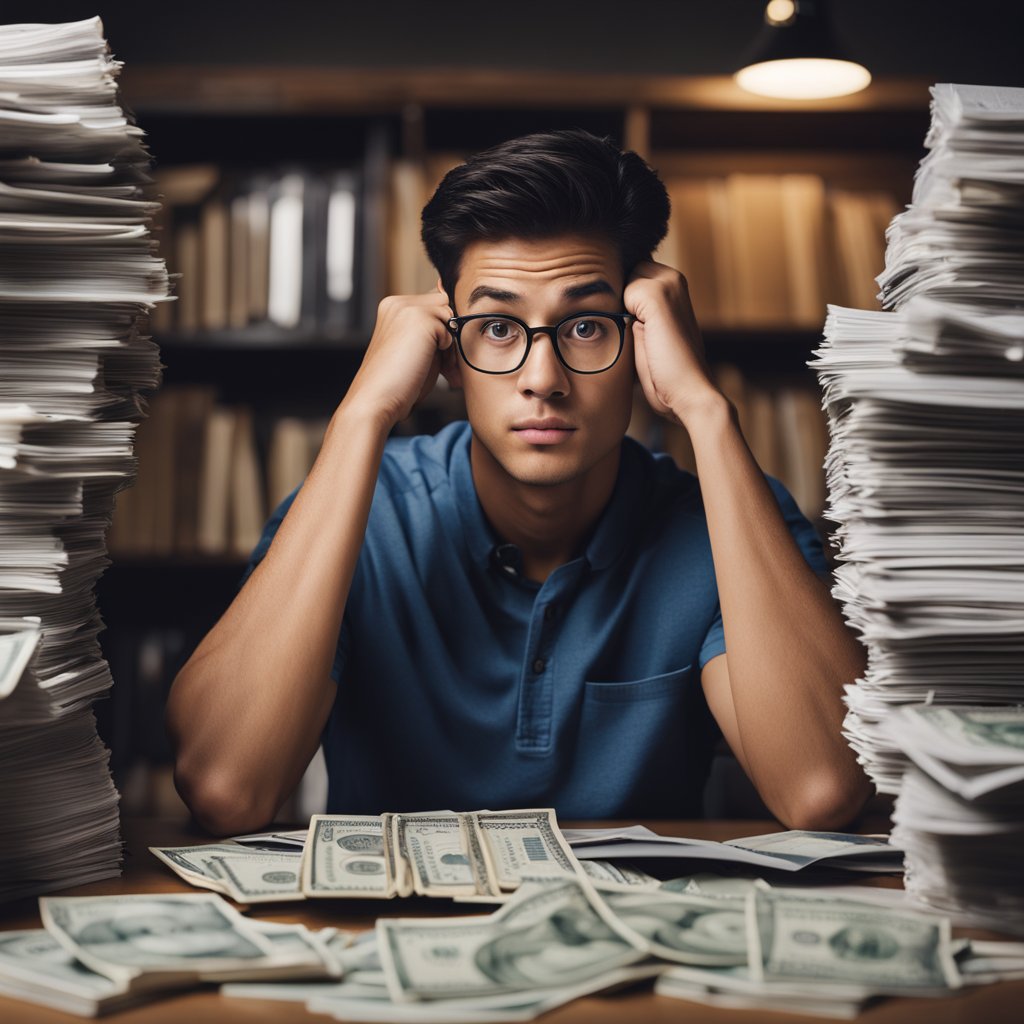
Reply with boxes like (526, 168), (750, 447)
(734, 0), (871, 100)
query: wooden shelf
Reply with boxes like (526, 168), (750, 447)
(106, 554), (248, 570)
(121, 67), (933, 116)
(155, 328), (368, 350)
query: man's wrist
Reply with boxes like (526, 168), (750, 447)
(327, 398), (394, 448)
(670, 386), (735, 435)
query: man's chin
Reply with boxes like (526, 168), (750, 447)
(498, 450), (588, 488)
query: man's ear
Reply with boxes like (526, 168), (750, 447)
(440, 343), (463, 391)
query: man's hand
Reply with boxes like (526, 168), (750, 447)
(342, 290), (457, 432)
(623, 260), (721, 426)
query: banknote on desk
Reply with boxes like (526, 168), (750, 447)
(150, 842), (304, 903)
(299, 808), (584, 901)
(38, 892), (335, 995)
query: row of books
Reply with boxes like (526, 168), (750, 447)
(108, 367), (827, 562)
(152, 157), (900, 340)
(655, 175), (900, 327)
(108, 386), (331, 558)
(150, 164), (364, 338)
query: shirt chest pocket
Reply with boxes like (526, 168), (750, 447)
(582, 663), (693, 704)
(569, 664), (704, 817)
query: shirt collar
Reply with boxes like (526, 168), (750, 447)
(449, 422), (649, 574)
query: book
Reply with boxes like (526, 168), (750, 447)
(726, 174), (791, 326)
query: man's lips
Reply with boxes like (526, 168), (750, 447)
(512, 419), (574, 431)
(512, 420), (576, 445)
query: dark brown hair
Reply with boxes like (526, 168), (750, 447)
(420, 128), (670, 304)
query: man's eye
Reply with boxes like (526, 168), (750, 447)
(483, 320), (519, 341)
(569, 318), (607, 340)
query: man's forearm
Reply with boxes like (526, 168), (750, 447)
(166, 402), (390, 833)
(682, 391), (871, 826)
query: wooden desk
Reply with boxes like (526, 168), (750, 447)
(1, 817), (1021, 1023)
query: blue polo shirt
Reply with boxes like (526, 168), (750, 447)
(241, 419), (828, 819)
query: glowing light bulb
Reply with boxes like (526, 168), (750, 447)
(734, 58), (872, 100)
(765, 0), (796, 25)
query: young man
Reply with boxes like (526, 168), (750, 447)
(166, 129), (871, 836)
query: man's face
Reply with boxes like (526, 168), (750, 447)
(449, 233), (635, 489)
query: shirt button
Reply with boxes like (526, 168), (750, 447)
(532, 658), (546, 674)
(544, 605), (557, 621)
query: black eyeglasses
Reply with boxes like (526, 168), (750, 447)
(446, 310), (635, 375)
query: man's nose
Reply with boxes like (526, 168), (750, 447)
(517, 330), (570, 399)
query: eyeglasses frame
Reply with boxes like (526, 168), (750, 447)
(445, 309), (636, 375)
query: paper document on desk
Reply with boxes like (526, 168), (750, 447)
(566, 828), (903, 873)
(229, 828), (308, 850)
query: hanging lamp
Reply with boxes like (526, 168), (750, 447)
(734, 0), (871, 100)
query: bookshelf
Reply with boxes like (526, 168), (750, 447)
(95, 66), (931, 796)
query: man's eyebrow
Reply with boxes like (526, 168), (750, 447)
(466, 279), (616, 308)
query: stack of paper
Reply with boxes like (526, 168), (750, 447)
(0, 15), (167, 899)
(810, 82), (1024, 927)
(888, 705), (1024, 936)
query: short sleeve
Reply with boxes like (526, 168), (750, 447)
(237, 482), (352, 684)
(698, 603), (726, 671)
(765, 475), (831, 579)
(696, 475), (831, 671)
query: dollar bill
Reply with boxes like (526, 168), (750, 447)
(397, 813), (479, 898)
(0, 928), (144, 1016)
(659, 873), (755, 899)
(209, 853), (304, 903)
(889, 704), (1024, 798)
(603, 890), (749, 965)
(308, 964), (663, 1022)
(302, 815), (393, 898)
(578, 859), (659, 891)
(461, 812), (502, 897)
(0, 625), (40, 699)
(655, 971), (867, 1020)
(381, 813), (408, 898)
(149, 843), (302, 902)
(336, 929), (382, 973)
(750, 887), (962, 994)
(377, 879), (648, 1002)
(475, 809), (582, 890)
(210, 919), (340, 981)
(656, 960), (874, 1002)
(38, 892), (317, 992)
(896, 705), (1024, 762)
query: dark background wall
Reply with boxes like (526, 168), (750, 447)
(13, 1), (1024, 85)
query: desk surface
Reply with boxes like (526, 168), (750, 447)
(1, 817), (1021, 1023)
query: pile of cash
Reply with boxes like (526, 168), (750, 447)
(150, 813), (906, 906)
(0, 16), (167, 899)
(0, 892), (348, 1015)
(2, 877), (1018, 1021)
(229, 875), (1022, 1021)
(4, 809), (1023, 1019)
(810, 81), (1024, 935)
(151, 809), (590, 905)
(888, 705), (1024, 936)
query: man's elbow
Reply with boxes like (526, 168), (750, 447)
(173, 761), (276, 838)
(779, 771), (873, 833)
